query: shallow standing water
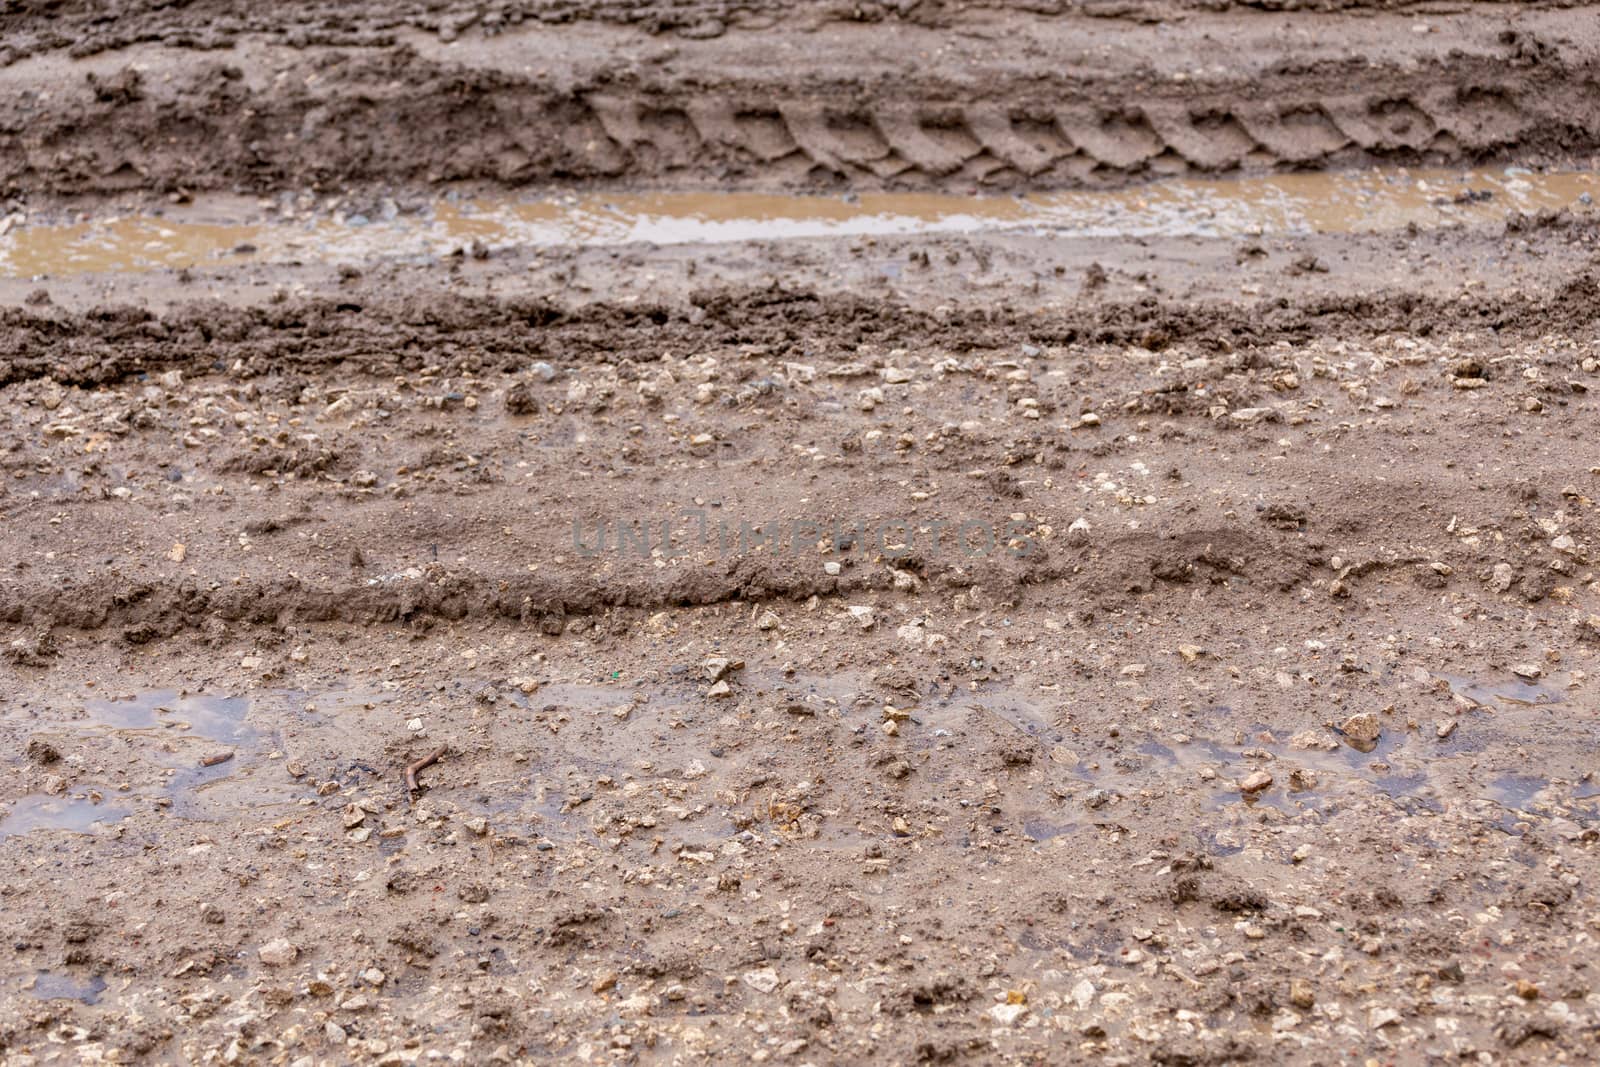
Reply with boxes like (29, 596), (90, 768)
(2, 166), (1594, 277)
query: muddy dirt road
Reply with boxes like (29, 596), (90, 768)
(1, 3), (1599, 1065)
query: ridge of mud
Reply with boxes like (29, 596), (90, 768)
(0, 521), (1303, 643)
(0, 524), (1286, 643)
(4, 12), (1598, 195)
(5, 276), (1600, 388)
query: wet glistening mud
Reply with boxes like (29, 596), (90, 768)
(3, 1), (1600, 1064)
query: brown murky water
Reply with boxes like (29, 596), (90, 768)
(2, 167), (1595, 278)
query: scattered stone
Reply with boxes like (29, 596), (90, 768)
(1369, 1007), (1402, 1029)
(742, 968), (781, 994)
(1436, 719), (1457, 740)
(1289, 979), (1315, 1010)
(258, 938), (298, 966)
(1515, 979), (1540, 1000)
(1339, 711), (1382, 745)
(988, 1002), (1029, 1026)
(1240, 770), (1273, 794)
(1490, 563), (1516, 592)
(847, 605), (876, 630)
(1511, 662), (1542, 680)
(703, 656), (742, 682)
(1287, 730), (1339, 752)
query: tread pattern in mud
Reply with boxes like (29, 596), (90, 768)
(3, 30), (1595, 194)
(584, 86), (1569, 186)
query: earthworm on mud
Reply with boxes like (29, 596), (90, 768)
(405, 746), (449, 798)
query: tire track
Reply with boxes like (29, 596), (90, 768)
(1, 13), (1595, 194)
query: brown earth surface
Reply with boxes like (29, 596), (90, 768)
(1, 5), (1600, 1067)
(4, 4), (1600, 197)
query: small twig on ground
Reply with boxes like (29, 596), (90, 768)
(199, 751), (234, 767)
(405, 746), (448, 802)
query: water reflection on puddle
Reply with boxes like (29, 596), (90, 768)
(0, 795), (129, 840)
(0, 668), (1589, 851)
(4, 165), (1597, 277)
(29, 971), (107, 1005)
(1, 688), (320, 836)
(83, 689), (256, 741)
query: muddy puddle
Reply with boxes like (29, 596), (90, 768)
(1434, 671), (1567, 708)
(3, 669), (1593, 851)
(1, 688), (326, 835)
(0, 795), (131, 840)
(26, 972), (108, 1005)
(3, 166), (1595, 277)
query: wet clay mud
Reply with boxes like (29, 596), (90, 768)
(3, 3), (1600, 1064)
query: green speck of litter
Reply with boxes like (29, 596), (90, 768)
(610, 670), (622, 679)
